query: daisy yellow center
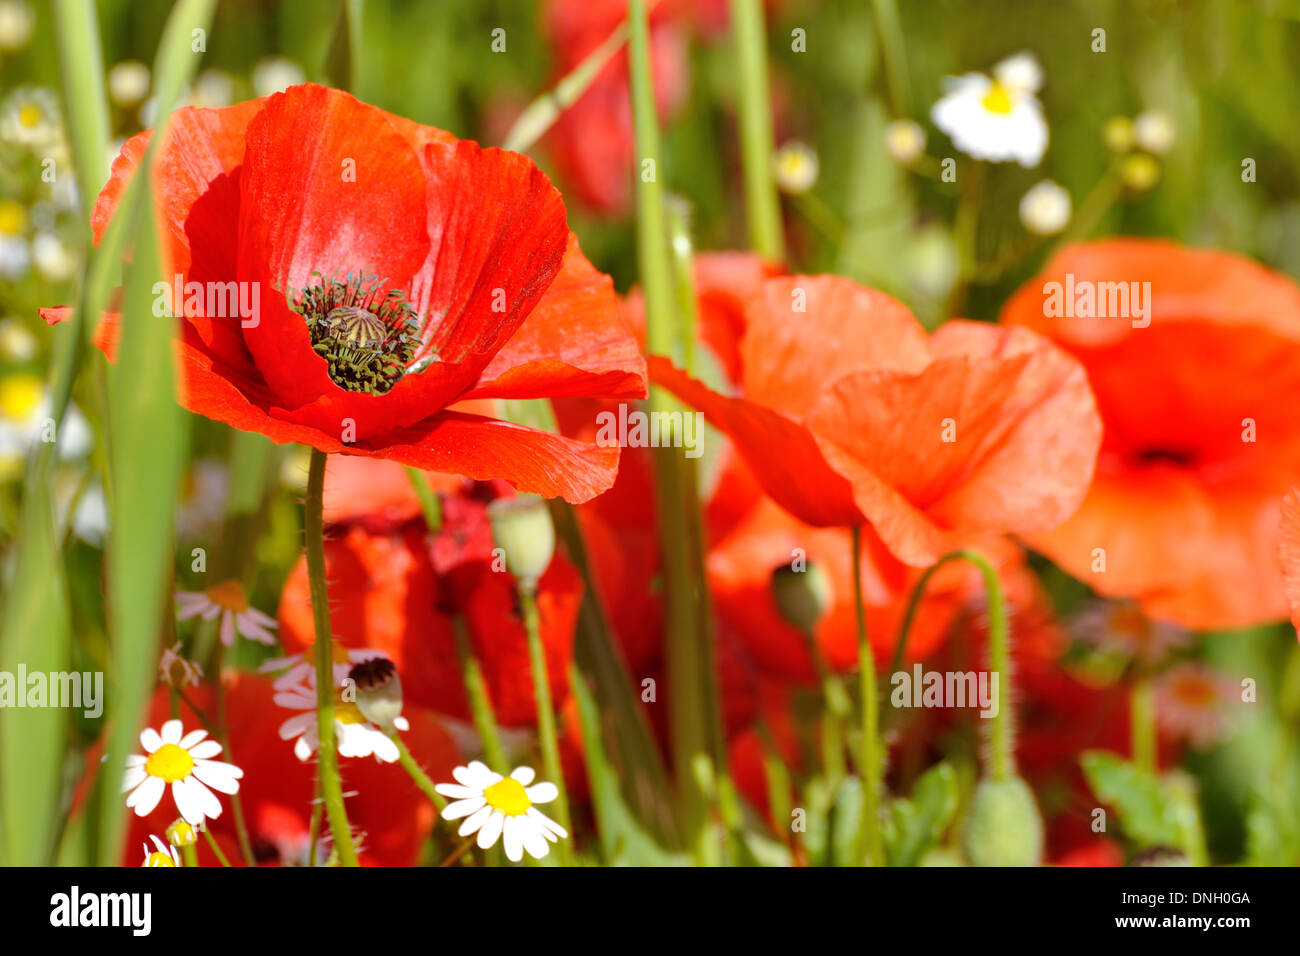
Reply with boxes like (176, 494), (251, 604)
(18, 103), (43, 129)
(334, 700), (366, 724)
(483, 777), (532, 816)
(0, 374), (43, 421)
(981, 81), (1015, 114)
(204, 578), (249, 613)
(295, 272), (418, 395)
(146, 852), (177, 867)
(145, 743), (195, 783)
(0, 199), (25, 235)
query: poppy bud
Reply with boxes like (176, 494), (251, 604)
(487, 494), (555, 592)
(770, 562), (833, 635)
(962, 776), (1044, 867)
(348, 656), (404, 730)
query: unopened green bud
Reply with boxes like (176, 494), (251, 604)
(487, 494), (556, 592)
(349, 656), (404, 730)
(771, 562), (833, 634)
(962, 776), (1044, 867)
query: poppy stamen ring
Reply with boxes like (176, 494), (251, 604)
(295, 271), (419, 395)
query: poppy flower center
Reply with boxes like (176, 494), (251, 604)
(295, 272), (419, 395)
(145, 743), (195, 783)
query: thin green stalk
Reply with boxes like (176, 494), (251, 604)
(305, 448), (359, 866)
(453, 615), (509, 772)
(212, 644), (256, 866)
(730, 0), (784, 259)
(1130, 678), (1157, 774)
(630, 0), (715, 859)
(870, 0), (912, 116)
(390, 732), (447, 812)
(202, 827), (231, 867)
(756, 721), (793, 837)
(890, 549), (1012, 780)
(181, 843), (198, 867)
(405, 467), (443, 532)
(850, 527), (883, 865)
(520, 586), (574, 865)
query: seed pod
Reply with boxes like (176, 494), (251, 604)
(770, 561), (833, 635)
(962, 776), (1044, 867)
(349, 656), (404, 730)
(487, 494), (556, 593)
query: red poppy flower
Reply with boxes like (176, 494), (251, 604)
(78, 673), (460, 866)
(1002, 239), (1300, 629)
(277, 478), (583, 728)
(650, 273), (1102, 566)
(42, 83), (645, 503)
(1280, 488), (1300, 637)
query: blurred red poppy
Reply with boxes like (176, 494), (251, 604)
(1280, 488), (1300, 637)
(42, 83), (645, 503)
(1002, 239), (1300, 628)
(277, 478), (583, 728)
(651, 273), (1102, 566)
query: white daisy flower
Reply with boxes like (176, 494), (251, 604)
(31, 231), (78, 282)
(175, 580), (277, 648)
(0, 318), (38, 361)
(1, 86), (63, 150)
(1018, 179), (1071, 236)
(107, 60), (151, 108)
(0, 0), (33, 52)
(436, 762), (568, 862)
(141, 834), (181, 867)
(0, 373), (93, 481)
(123, 719), (243, 825)
(1133, 110), (1174, 155)
(884, 119), (927, 165)
(252, 57), (305, 97)
(772, 140), (819, 194)
(192, 69), (235, 109)
(273, 669), (408, 764)
(930, 51), (1048, 167)
(158, 641), (203, 689)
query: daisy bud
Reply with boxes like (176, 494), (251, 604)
(1120, 153), (1161, 192)
(165, 818), (199, 847)
(349, 656), (404, 730)
(1018, 180), (1072, 236)
(773, 140), (820, 194)
(770, 562), (833, 635)
(1133, 110), (1174, 155)
(107, 60), (151, 108)
(962, 776), (1044, 866)
(0, 1), (34, 53)
(1102, 116), (1135, 153)
(884, 119), (926, 166)
(487, 494), (555, 592)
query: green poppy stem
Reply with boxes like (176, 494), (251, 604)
(730, 0), (784, 260)
(304, 447), (359, 866)
(202, 826), (231, 867)
(850, 527), (883, 865)
(520, 585), (574, 865)
(1130, 678), (1157, 774)
(389, 731), (447, 812)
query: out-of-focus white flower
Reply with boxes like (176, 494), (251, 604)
(0, 198), (29, 281)
(0, 0), (33, 52)
(274, 668), (409, 764)
(260, 644), (387, 694)
(31, 231), (78, 282)
(1018, 179), (1072, 236)
(0, 318), (37, 361)
(70, 482), (108, 545)
(1121, 153), (1161, 192)
(252, 57), (305, 97)
(1133, 110), (1174, 155)
(108, 60), (151, 107)
(138, 85), (192, 129)
(175, 580), (278, 648)
(176, 459), (229, 540)
(884, 119), (927, 165)
(0, 373), (93, 480)
(1103, 115), (1135, 153)
(773, 140), (819, 194)
(905, 225), (960, 301)
(931, 51), (1047, 167)
(1, 87), (63, 150)
(192, 69), (235, 109)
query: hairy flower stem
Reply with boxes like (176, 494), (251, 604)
(850, 527), (883, 865)
(389, 731), (446, 811)
(305, 447), (359, 867)
(890, 549), (1013, 779)
(202, 827), (231, 867)
(521, 585), (574, 865)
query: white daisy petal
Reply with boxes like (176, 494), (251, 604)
(479, 810), (506, 851)
(127, 775), (165, 815)
(125, 754), (146, 767)
(279, 712), (317, 740)
(501, 814), (523, 862)
(528, 806), (568, 840)
(458, 804), (493, 838)
(178, 728), (208, 749)
(187, 739), (223, 760)
(122, 766), (148, 792)
(440, 796), (487, 821)
(524, 782), (558, 804)
(293, 736), (314, 762)
(520, 818), (549, 860)
(191, 759), (243, 793)
(219, 611), (235, 647)
(139, 727), (163, 753)
(434, 783), (480, 800)
(510, 766), (536, 786)
(160, 719), (183, 745)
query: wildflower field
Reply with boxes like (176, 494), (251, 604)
(2, 0), (1300, 893)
